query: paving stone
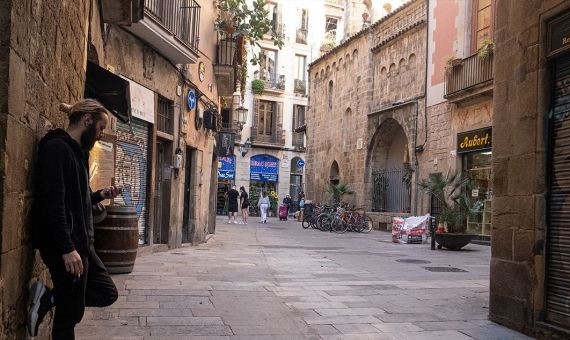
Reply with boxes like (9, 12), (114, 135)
(321, 334), (399, 340)
(146, 317), (224, 326)
(333, 323), (383, 334)
(304, 316), (381, 325)
(148, 325), (233, 336)
(392, 330), (474, 340)
(316, 308), (386, 316)
(119, 308), (194, 317)
(372, 322), (423, 332)
(288, 302), (348, 309)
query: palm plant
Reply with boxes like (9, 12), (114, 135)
(419, 172), (482, 233)
(326, 182), (353, 205)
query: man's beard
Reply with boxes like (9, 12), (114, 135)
(81, 122), (98, 151)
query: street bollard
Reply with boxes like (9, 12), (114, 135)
(430, 217), (436, 250)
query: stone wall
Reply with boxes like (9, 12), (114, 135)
(490, 0), (570, 338)
(1, 1), (91, 337)
(307, 32), (371, 205)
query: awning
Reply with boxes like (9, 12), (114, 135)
(85, 62), (131, 123)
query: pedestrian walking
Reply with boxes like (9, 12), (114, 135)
(239, 186), (250, 224)
(227, 185), (240, 224)
(283, 194), (292, 215)
(28, 99), (121, 339)
(258, 191), (270, 223)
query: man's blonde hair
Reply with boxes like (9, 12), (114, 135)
(59, 99), (109, 125)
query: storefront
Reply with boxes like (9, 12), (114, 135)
(250, 154), (279, 214)
(457, 127), (492, 240)
(216, 155), (235, 215)
(114, 77), (154, 245)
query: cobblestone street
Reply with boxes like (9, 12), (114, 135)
(76, 217), (531, 340)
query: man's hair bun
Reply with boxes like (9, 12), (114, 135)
(59, 103), (73, 114)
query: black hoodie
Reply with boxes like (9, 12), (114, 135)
(32, 129), (104, 256)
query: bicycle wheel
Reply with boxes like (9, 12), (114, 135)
(317, 214), (332, 231)
(360, 215), (373, 233)
(302, 215), (311, 229)
(332, 218), (348, 234)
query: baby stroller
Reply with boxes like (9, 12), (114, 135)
(279, 205), (288, 221)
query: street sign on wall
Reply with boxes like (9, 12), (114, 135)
(250, 155), (279, 182)
(218, 156), (235, 180)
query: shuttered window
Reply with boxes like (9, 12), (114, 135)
(258, 100), (274, 136)
(546, 56), (570, 329)
(157, 96), (173, 134)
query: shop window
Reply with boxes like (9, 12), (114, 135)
(258, 100), (275, 136)
(157, 96), (174, 134)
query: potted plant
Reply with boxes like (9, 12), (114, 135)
(446, 54), (462, 67)
(419, 172), (482, 250)
(251, 79), (265, 95)
(325, 182), (353, 206)
(477, 39), (493, 59)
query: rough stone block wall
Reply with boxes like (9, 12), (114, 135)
(307, 34), (371, 205)
(0, 0), (90, 337)
(491, 0), (569, 337)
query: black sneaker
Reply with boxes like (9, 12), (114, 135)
(27, 281), (53, 337)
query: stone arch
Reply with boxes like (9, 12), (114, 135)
(378, 67), (388, 104)
(340, 58), (344, 70)
(345, 53), (350, 64)
(388, 63), (397, 101)
(332, 61), (337, 70)
(326, 65), (330, 75)
(366, 118), (412, 213)
(320, 69), (324, 78)
(342, 108), (353, 151)
(330, 160), (340, 185)
(397, 58), (406, 100)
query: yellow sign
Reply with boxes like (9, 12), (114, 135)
(457, 127), (492, 154)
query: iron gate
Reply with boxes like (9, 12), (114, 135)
(372, 167), (412, 213)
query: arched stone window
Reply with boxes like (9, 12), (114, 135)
(330, 161), (340, 185)
(328, 80), (334, 110)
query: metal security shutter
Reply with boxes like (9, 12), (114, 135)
(546, 56), (570, 328)
(114, 118), (151, 245)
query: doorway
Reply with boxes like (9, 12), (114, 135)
(182, 147), (193, 243)
(154, 140), (172, 244)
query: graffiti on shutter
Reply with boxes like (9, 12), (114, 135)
(115, 118), (151, 244)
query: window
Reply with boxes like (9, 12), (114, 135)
(299, 8), (308, 30)
(295, 55), (307, 81)
(293, 105), (306, 129)
(296, 9), (309, 44)
(325, 16), (338, 41)
(157, 96), (173, 134)
(260, 49), (277, 79)
(258, 101), (274, 136)
(474, 0), (492, 50)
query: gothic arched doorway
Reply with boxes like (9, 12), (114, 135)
(368, 118), (411, 213)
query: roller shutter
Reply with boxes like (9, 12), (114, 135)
(546, 55), (570, 328)
(114, 118), (151, 245)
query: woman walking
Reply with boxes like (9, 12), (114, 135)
(239, 186), (250, 224)
(257, 191), (270, 224)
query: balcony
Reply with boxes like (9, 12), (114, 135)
(219, 121), (238, 133)
(294, 79), (307, 96)
(214, 35), (241, 97)
(255, 72), (285, 93)
(296, 28), (308, 44)
(444, 52), (493, 103)
(125, 0), (200, 64)
(292, 132), (305, 150)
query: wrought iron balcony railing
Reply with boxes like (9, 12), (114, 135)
(294, 79), (307, 95)
(144, 0), (200, 52)
(292, 132), (305, 148)
(296, 28), (308, 44)
(444, 52), (493, 98)
(256, 72), (286, 91)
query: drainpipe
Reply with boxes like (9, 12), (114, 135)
(413, 0), (431, 215)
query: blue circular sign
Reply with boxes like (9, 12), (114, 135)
(187, 89), (196, 110)
(297, 159), (305, 168)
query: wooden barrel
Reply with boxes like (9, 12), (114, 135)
(93, 206), (139, 274)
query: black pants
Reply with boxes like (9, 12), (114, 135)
(41, 245), (118, 340)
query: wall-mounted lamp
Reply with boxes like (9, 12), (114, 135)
(240, 138), (252, 157)
(236, 105), (248, 132)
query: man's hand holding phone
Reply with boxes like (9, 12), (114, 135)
(101, 185), (122, 200)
